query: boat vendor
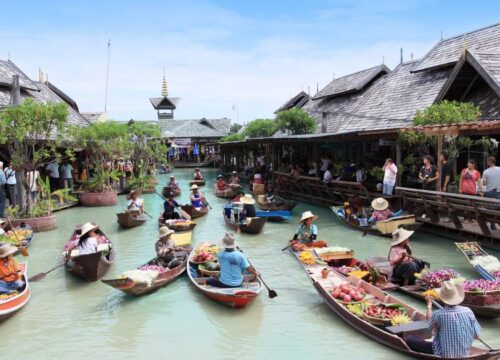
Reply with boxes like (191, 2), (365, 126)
(168, 175), (179, 189)
(232, 188), (245, 202)
(66, 222), (100, 257)
(368, 197), (402, 223)
(163, 192), (180, 220)
(194, 168), (203, 180)
(406, 281), (481, 358)
(206, 233), (260, 288)
(190, 185), (205, 208)
(155, 227), (180, 268)
(127, 190), (145, 214)
(228, 171), (241, 189)
(240, 194), (256, 218)
(0, 244), (24, 294)
(292, 211), (327, 248)
(388, 228), (428, 285)
(216, 174), (227, 191)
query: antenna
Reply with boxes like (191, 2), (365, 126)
(411, 52), (414, 61)
(316, 82), (319, 93)
(400, 48), (403, 63)
(382, 56), (385, 65)
(104, 39), (111, 113)
(440, 29), (443, 40)
(332, 73), (335, 80)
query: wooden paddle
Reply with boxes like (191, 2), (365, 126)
(155, 190), (191, 220)
(238, 247), (277, 299)
(143, 210), (153, 219)
(4, 215), (28, 257)
(28, 262), (65, 282)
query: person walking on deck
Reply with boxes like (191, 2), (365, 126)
(0, 162), (7, 217)
(382, 158), (397, 195)
(482, 156), (500, 230)
(46, 161), (60, 192)
(322, 164), (333, 184)
(419, 155), (439, 191)
(3, 162), (17, 207)
(459, 159), (482, 196)
(60, 161), (74, 191)
(439, 153), (452, 192)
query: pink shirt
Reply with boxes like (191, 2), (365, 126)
(460, 169), (480, 195)
(389, 245), (411, 266)
(372, 209), (393, 222)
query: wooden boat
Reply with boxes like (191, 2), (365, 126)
(255, 210), (291, 222)
(189, 180), (205, 186)
(289, 249), (499, 359)
(0, 262), (30, 322)
(223, 214), (267, 234)
(331, 206), (420, 237)
(64, 227), (115, 281)
(214, 184), (235, 198)
(158, 166), (172, 174)
(162, 186), (181, 198)
(397, 284), (500, 319)
(181, 204), (209, 219)
(187, 243), (262, 308)
(101, 249), (191, 295)
(116, 210), (147, 228)
(158, 215), (197, 231)
(1, 223), (34, 255)
(257, 198), (297, 211)
(455, 242), (498, 280)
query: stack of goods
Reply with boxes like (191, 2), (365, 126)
(298, 250), (316, 265)
(0, 291), (19, 300)
(333, 265), (360, 275)
(315, 246), (353, 261)
(330, 284), (366, 303)
(416, 269), (462, 290)
(471, 255), (500, 279)
(166, 219), (193, 227)
(462, 279), (500, 306)
(120, 269), (161, 287)
(192, 245), (219, 264)
(0, 228), (33, 246)
(362, 303), (412, 326)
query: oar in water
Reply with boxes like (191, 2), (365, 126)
(5, 215), (28, 256)
(28, 262), (66, 282)
(238, 247), (277, 299)
(430, 299), (495, 351)
(143, 211), (153, 219)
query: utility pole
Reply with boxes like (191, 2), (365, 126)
(104, 39), (111, 112)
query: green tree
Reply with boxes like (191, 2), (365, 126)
(244, 118), (277, 138)
(229, 123), (243, 134)
(276, 108), (316, 135)
(413, 100), (481, 126)
(220, 133), (245, 142)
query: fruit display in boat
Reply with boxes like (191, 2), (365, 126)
(330, 284), (366, 303)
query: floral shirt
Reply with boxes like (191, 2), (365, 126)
(371, 209), (393, 222)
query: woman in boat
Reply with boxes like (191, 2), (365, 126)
(168, 175), (179, 189)
(228, 171), (241, 189)
(0, 243), (24, 294)
(189, 185), (205, 208)
(292, 211), (327, 248)
(406, 281), (481, 358)
(240, 194), (256, 219)
(66, 222), (100, 257)
(388, 228), (428, 285)
(193, 168), (203, 180)
(206, 233), (260, 288)
(127, 190), (145, 214)
(368, 197), (402, 223)
(163, 192), (180, 220)
(216, 174), (227, 191)
(155, 227), (180, 269)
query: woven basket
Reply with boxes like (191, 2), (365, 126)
(464, 291), (500, 306)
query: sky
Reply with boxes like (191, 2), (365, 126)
(1, 0), (499, 124)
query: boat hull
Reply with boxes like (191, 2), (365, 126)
(189, 180), (205, 186)
(116, 211), (147, 228)
(162, 186), (181, 198)
(0, 262), (30, 323)
(258, 200), (297, 211)
(223, 215), (267, 234)
(181, 205), (209, 219)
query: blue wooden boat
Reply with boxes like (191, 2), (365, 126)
(255, 210), (291, 222)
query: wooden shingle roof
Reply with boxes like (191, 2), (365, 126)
(150, 96), (179, 110)
(274, 91), (311, 113)
(159, 118), (231, 138)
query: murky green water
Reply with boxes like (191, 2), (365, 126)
(1, 168), (498, 359)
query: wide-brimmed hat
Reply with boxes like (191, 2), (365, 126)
(221, 233), (236, 249)
(390, 228), (414, 246)
(232, 171), (237, 174)
(371, 197), (389, 211)
(240, 194), (255, 205)
(190, 184), (199, 190)
(299, 211), (318, 223)
(0, 243), (17, 258)
(80, 222), (99, 237)
(170, 175), (174, 178)
(217, 174), (223, 179)
(0, 219), (6, 225)
(158, 226), (174, 239)
(127, 189), (141, 199)
(437, 281), (465, 306)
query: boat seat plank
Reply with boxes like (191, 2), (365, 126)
(386, 320), (428, 335)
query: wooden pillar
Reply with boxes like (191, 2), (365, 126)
(437, 135), (443, 192)
(396, 141), (402, 186)
(313, 142), (321, 177)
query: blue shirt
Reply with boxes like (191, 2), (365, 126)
(218, 250), (250, 287)
(429, 305), (481, 358)
(295, 224), (318, 243)
(0, 171), (5, 185)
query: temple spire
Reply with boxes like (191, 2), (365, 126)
(161, 67), (168, 97)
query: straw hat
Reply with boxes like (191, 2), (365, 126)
(240, 194), (255, 205)
(0, 219), (6, 225)
(170, 175), (174, 178)
(127, 189), (141, 200)
(158, 226), (174, 239)
(217, 174), (223, 179)
(390, 228), (414, 247)
(221, 233), (236, 249)
(232, 171), (237, 174)
(80, 222), (99, 237)
(437, 281), (465, 306)
(299, 211), (318, 223)
(0, 243), (17, 258)
(190, 184), (199, 190)
(371, 197), (389, 211)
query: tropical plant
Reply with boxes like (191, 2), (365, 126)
(220, 133), (245, 142)
(243, 118), (277, 138)
(369, 166), (385, 181)
(413, 100), (481, 126)
(80, 167), (122, 193)
(276, 108), (316, 135)
(229, 123), (243, 134)
(127, 121), (167, 175)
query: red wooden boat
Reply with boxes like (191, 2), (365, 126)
(0, 262), (30, 322)
(187, 243), (262, 308)
(214, 184), (235, 199)
(181, 205), (209, 219)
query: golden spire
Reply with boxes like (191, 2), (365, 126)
(161, 67), (168, 97)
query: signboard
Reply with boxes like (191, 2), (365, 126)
(379, 139), (395, 146)
(172, 138), (191, 147)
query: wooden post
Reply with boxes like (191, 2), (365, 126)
(437, 135), (443, 192)
(313, 142), (321, 177)
(396, 141), (402, 186)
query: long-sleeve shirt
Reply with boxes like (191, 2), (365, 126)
(0, 171), (6, 186)
(163, 199), (179, 214)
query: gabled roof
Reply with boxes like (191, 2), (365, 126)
(412, 23), (500, 73)
(46, 81), (79, 112)
(274, 91), (311, 113)
(159, 118), (231, 138)
(150, 96), (179, 110)
(81, 112), (107, 123)
(0, 60), (39, 91)
(313, 64), (390, 100)
(469, 51), (500, 97)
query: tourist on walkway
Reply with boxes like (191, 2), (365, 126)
(439, 153), (452, 192)
(459, 159), (482, 195)
(60, 161), (74, 191)
(355, 164), (367, 184)
(127, 190), (145, 214)
(163, 192), (180, 220)
(66, 223), (100, 257)
(368, 197), (402, 223)
(388, 228), (428, 285)
(26, 168), (39, 204)
(292, 211), (327, 248)
(482, 156), (500, 230)
(193, 168), (203, 180)
(419, 155), (439, 191)
(319, 157), (332, 179)
(382, 158), (397, 195)
(406, 281), (481, 358)
(206, 233), (259, 288)
(3, 162), (17, 207)
(155, 227), (179, 268)
(45, 160), (60, 192)
(0, 244), (25, 294)
(0, 162), (6, 217)
(323, 164), (333, 184)
(190, 184), (205, 208)
(289, 164), (301, 178)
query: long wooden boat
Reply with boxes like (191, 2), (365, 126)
(187, 243), (262, 308)
(0, 262), (30, 322)
(289, 249), (498, 359)
(455, 242), (499, 280)
(64, 227), (115, 281)
(223, 215), (267, 234)
(181, 205), (209, 219)
(189, 180), (205, 186)
(255, 210), (291, 222)
(162, 186), (181, 198)
(158, 215), (197, 231)
(331, 206), (420, 237)
(257, 199), (297, 211)
(397, 284), (500, 319)
(214, 184), (235, 199)
(1, 223), (34, 255)
(101, 249), (191, 295)
(116, 211), (147, 228)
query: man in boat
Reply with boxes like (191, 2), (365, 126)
(189, 185), (205, 208)
(0, 243), (24, 294)
(163, 192), (180, 220)
(127, 190), (145, 214)
(291, 211), (327, 248)
(368, 197), (402, 223)
(228, 171), (241, 189)
(240, 194), (256, 219)
(388, 228), (428, 285)
(206, 233), (260, 288)
(168, 175), (179, 189)
(406, 281), (481, 358)
(216, 174), (227, 191)
(155, 227), (181, 268)
(193, 168), (203, 180)
(66, 223), (101, 257)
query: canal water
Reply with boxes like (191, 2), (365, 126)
(1, 168), (498, 359)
